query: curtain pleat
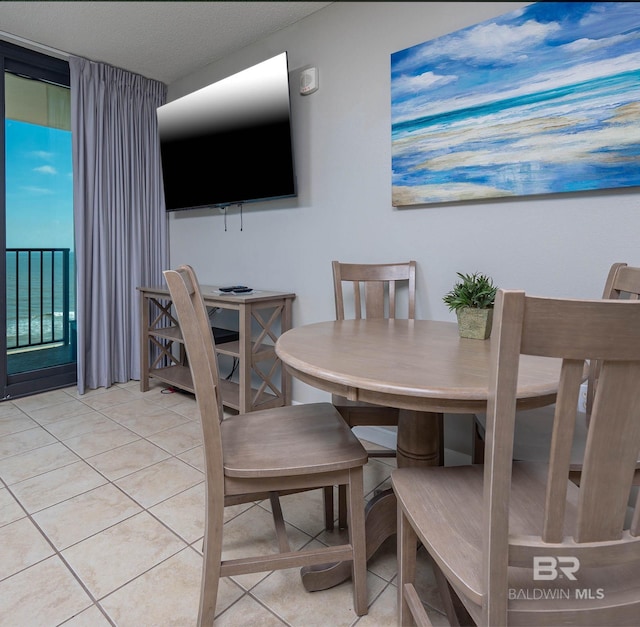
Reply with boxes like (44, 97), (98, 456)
(70, 56), (167, 394)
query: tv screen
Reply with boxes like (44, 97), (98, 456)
(157, 52), (296, 211)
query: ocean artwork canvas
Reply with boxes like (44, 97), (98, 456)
(391, 2), (640, 206)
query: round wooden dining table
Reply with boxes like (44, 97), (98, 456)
(275, 318), (564, 591)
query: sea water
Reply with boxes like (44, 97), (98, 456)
(391, 69), (640, 203)
(5, 250), (75, 350)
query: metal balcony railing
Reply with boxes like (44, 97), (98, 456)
(6, 248), (72, 351)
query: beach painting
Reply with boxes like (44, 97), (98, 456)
(391, 2), (640, 206)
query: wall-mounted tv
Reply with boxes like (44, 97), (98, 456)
(157, 52), (296, 211)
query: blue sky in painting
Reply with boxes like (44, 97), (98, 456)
(391, 2), (640, 205)
(392, 2), (640, 125)
(5, 120), (73, 249)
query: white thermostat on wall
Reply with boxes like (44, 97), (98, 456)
(300, 66), (319, 95)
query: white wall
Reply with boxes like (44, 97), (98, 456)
(167, 1), (640, 408)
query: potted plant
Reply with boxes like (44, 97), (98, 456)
(443, 272), (498, 339)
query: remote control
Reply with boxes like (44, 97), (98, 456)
(219, 285), (248, 292)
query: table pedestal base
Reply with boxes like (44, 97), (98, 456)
(397, 409), (444, 467)
(301, 411), (443, 592)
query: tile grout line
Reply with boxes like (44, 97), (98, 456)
(2, 383), (411, 626)
(1, 390), (207, 625)
(0, 479), (116, 626)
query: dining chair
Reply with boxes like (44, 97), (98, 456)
(393, 288), (640, 626)
(325, 260), (442, 530)
(473, 262), (640, 491)
(163, 265), (368, 625)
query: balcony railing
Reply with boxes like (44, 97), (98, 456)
(6, 248), (73, 351)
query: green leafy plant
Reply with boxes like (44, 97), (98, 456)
(443, 272), (498, 312)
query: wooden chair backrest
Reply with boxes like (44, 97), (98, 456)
(586, 262), (640, 415)
(332, 260), (416, 320)
(483, 289), (640, 624)
(163, 265), (225, 504)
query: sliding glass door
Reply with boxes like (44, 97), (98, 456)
(1, 41), (76, 399)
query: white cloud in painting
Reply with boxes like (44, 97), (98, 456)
(564, 32), (636, 54)
(397, 19), (560, 72)
(392, 71), (457, 96)
(578, 2), (629, 29)
(448, 19), (560, 62)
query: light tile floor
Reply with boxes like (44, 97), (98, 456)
(0, 381), (450, 626)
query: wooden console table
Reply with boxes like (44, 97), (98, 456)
(138, 285), (295, 413)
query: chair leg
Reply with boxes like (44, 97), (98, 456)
(398, 505), (419, 627)
(471, 415), (485, 464)
(430, 557), (475, 627)
(323, 486), (335, 531)
(403, 583), (433, 627)
(338, 484), (348, 529)
(198, 510), (223, 627)
(347, 467), (368, 616)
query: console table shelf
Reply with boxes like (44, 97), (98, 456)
(138, 284), (295, 413)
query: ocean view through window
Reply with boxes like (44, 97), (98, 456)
(6, 247), (73, 350)
(3, 64), (75, 389)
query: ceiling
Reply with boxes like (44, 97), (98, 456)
(0, 1), (333, 84)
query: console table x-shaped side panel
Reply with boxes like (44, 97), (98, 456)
(138, 285), (295, 413)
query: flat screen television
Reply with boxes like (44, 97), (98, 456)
(157, 52), (296, 211)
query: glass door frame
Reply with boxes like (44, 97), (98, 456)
(1, 40), (75, 400)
